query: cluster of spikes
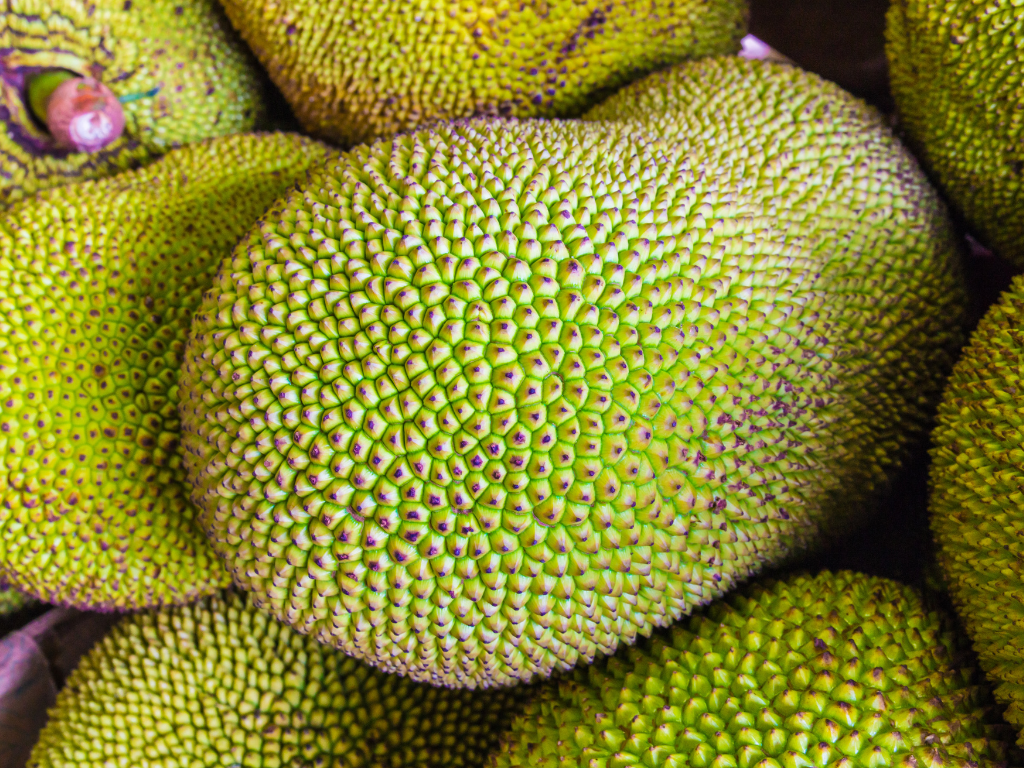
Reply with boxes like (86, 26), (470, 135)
(491, 572), (1013, 768)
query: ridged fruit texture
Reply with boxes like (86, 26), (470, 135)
(886, 1), (1024, 266)
(0, 0), (265, 205)
(490, 571), (1011, 768)
(0, 133), (334, 610)
(931, 273), (1024, 744)
(585, 56), (968, 539)
(216, 0), (747, 146)
(28, 591), (527, 768)
(0, 583), (33, 614)
(179, 68), (962, 688)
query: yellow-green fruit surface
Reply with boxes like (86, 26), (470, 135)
(931, 273), (1024, 744)
(490, 571), (1012, 768)
(1, 0), (265, 205)
(586, 56), (968, 537)
(216, 0), (747, 147)
(0, 132), (334, 610)
(886, 1), (1024, 266)
(28, 591), (527, 768)
(179, 80), (962, 688)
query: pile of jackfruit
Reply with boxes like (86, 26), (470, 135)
(2, 0), (1024, 765)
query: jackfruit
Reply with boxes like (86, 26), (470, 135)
(1, 0), (265, 205)
(0, 584), (33, 615)
(28, 590), (527, 768)
(586, 55), (970, 536)
(0, 132), (333, 610)
(179, 99), (963, 688)
(886, 1), (1024, 266)
(490, 571), (1013, 768)
(931, 273), (1024, 743)
(215, 0), (748, 147)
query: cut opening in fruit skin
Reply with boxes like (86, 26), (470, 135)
(0, 60), (129, 158)
(1, 64), (62, 155)
(25, 69), (79, 126)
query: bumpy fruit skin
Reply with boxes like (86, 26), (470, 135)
(491, 571), (1012, 768)
(28, 591), (526, 768)
(931, 274), (1024, 744)
(216, 0), (747, 147)
(586, 56), (968, 537)
(886, 1), (1024, 266)
(180, 99), (961, 688)
(0, 0), (265, 205)
(0, 133), (333, 610)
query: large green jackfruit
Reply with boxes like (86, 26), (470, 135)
(28, 590), (527, 768)
(0, 0), (266, 205)
(585, 57), (964, 538)
(886, 1), (1024, 266)
(491, 571), (1013, 768)
(179, 66), (963, 688)
(215, 0), (747, 147)
(0, 132), (333, 610)
(931, 274), (1024, 744)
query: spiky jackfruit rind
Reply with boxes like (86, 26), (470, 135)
(931, 274), (1024, 744)
(216, 0), (747, 147)
(180, 99), (962, 688)
(0, 132), (334, 610)
(585, 56), (967, 538)
(0, 0), (265, 204)
(886, 1), (1024, 266)
(28, 591), (528, 768)
(490, 571), (1011, 768)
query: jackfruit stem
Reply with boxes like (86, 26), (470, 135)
(25, 70), (126, 153)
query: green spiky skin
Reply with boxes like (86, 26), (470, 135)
(217, 0), (747, 147)
(0, 583), (34, 614)
(585, 56), (968, 538)
(27, 591), (527, 768)
(0, 133), (334, 610)
(490, 571), (1012, 768)
(931, 274), (1024, 745)
(0, 0), (266, 205)
(886, 1), (1024, 266)
(179, 64), (962, 689)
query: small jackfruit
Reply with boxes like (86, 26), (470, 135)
(216, 0), (747, 146)
(28, 590), (528, 768)
(931, 274), (1024, 743)
(1, 0), (266, 204)
(886, 1), (1024, 265)
(490, 571), (1012, 768)
(0, 133), (333, 610)
(180, 94), (962, 688)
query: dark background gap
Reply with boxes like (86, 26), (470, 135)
(750, 0), (894, 111)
